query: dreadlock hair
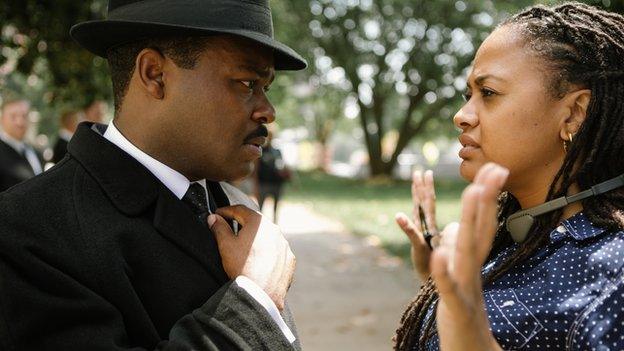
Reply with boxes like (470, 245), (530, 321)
(394, 3), (624, 350)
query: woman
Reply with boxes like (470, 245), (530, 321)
(394, 2), (624, 350)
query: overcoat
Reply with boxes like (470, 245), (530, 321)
(0, 123), (299, 350)
(51, 136), (69, 164)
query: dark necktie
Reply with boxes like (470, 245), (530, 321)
(182, 183), (217, 225)
(18, 146), (28, 160)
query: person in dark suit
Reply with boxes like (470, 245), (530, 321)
(0, 97), (44, 192)
(51, 109), (81, 164)
(0, 1), (307, 350)
(256, 130), (291, 222)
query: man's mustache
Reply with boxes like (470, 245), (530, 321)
(244, 125), (269, 143)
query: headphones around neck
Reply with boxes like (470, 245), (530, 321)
(506, 174), (624, 243)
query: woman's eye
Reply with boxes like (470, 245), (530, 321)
(462, 92), (472, 101)
(481, 88), (495, 97)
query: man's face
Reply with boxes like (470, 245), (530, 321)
(1, 100), (30, 141)
(159, 36), (276, 182)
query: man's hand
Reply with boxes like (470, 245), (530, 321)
(208, 205), (295, 311)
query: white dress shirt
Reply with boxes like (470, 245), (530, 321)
(102, 121), (295, 343)
(58, 128), (74, 142)
(0, 130), (42, 175)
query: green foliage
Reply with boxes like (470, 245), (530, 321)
(0, 1), (110, 135)
(271, 0), (537, 176)
(284, 170), (466, 260)
(272, 0), (622, 176)
(0, 0), (621, 142)
(0, 1), (110, 104)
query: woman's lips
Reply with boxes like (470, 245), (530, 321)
(458, 145), (479, 159)
(458, 134), (480, 159)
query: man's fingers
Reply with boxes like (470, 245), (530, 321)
(216, 205), (257, 226)
(208, 214), (235, 241)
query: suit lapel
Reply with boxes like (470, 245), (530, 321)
(153, 187), (229, 283)
(0, 140), (35, 177)
(69, 122), (229, 283)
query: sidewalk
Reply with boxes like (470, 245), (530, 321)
(275, 202), (420, 351)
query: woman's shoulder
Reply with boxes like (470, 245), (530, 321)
(553, 212), (624, 278)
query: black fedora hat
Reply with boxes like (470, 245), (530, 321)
(70, 0), (307, 71)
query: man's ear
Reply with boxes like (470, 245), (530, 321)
(135, 48), (166, 100)
(559, 88), (591, 141)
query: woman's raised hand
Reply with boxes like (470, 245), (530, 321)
(395, 170), (439, 281)
(432, 163), (508, 351)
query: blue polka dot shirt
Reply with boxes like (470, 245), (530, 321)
(419, 212), (624, 350)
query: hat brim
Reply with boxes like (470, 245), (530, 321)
(70, 20), (307, 71)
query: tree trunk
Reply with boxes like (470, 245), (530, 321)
(316, 141), (331, 172)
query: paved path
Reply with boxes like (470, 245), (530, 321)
(273, 202), (420, 351)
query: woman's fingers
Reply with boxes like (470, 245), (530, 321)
(473, 162), (495, 185)
(438, 222), (459, 268)
(396, 212), (432, 279)
(423, 170), (438, 233)
(412, 170), (438, 233)
(474, 165), (509, 265)
(396, 212), (424, 246)
(411, 170), (424, 230)
(431, 248), (464, 313)
(453, 184), (482, 285)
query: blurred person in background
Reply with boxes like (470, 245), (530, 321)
(394, 2), (624, 350)
(52, 109), (81, 164)
(83, 99), (107, 123)
(255, 129), (291, 222)
(0, 97), (43, 192)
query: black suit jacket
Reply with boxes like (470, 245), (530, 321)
(0, 139), (43, 192)
(0, 123), (299, 350)
(52, 136), (69, 164)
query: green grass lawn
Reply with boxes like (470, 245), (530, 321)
(283, 171), (467, 260)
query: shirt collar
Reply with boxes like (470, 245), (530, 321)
(0, 130), (26, 154)
(102, 121), (196, 199)
(58, 128), (74, 142)
(550, 211), (607, 242)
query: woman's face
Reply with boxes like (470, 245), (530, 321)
(454, 25), (569, 192)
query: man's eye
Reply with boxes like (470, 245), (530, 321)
(241, 80), (256, 89)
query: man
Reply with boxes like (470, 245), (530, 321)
(51, 109), (81, 164)
(256, 130), (290, 222)
(83, 99), (107, 123)
(0, 1), (307, 350)
(0, 98), (44, 192)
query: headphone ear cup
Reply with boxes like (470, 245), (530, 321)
(507, 214), (535, 243)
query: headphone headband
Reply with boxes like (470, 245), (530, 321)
(506, 174), (624, 243)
